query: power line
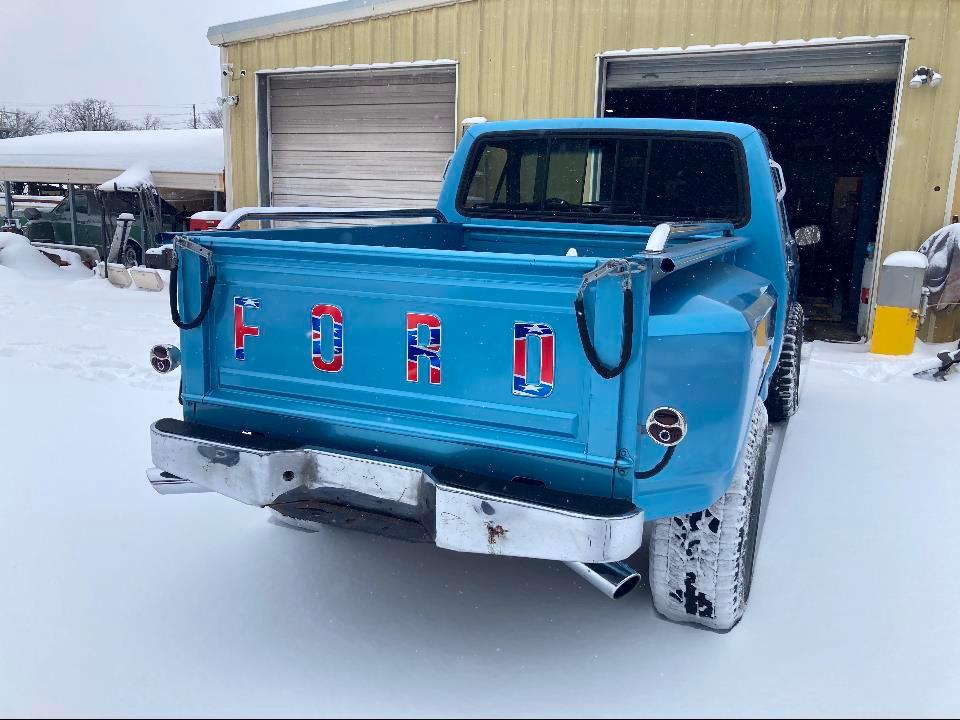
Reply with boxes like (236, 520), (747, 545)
(0, 101), (219, 108)
(113, 112), (200, 118)
(0, 98), (222, 130)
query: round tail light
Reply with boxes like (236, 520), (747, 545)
(150, 344), (181, 374)
(645, 407), (687, 447)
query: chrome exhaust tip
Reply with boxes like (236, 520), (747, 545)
(565, 561), (641, 599)
(146, 467), (210, 495)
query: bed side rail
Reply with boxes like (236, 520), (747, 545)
(643, 222), (735, 253)
(641, 235), (751, 277)
(216, 206), (446, 230)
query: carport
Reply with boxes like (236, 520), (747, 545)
(0, 129), (225, 246)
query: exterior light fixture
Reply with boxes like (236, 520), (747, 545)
(909, 66), (942, 89)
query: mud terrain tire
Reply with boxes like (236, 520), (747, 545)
(765, 302), (804, 422)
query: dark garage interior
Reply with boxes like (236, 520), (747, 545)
(605, 81), (897, 341)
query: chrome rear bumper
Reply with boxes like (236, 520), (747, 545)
(148, 418), (644, 563)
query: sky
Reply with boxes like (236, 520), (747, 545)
(1, 1), (323, 128)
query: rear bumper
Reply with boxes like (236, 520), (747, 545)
(148, 418), (644, 562)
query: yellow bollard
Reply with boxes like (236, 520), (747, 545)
(870, 251), (928, 356)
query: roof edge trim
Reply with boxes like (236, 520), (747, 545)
(207, 0), (461, 46)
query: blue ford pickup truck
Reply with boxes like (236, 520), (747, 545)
(147, 118), (815, 630)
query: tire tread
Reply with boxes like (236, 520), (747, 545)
(765, 303), (804, 423)
(650, 400), (768, 630)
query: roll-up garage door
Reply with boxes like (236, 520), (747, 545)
(268, 66), (456, 209)
(605, 42), (904, 89)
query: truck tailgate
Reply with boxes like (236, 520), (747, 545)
(177, 236), (647, 494)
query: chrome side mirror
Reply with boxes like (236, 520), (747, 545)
(795, 225), (821, 247)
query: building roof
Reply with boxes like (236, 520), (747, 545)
(207, 0), (454, 46)
(0, 129), (224, 191)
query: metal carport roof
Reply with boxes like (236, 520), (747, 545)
(0, 129), (224, 192)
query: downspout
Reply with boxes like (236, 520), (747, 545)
(220, 46), (233, 211)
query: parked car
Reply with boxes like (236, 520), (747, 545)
(145, 118), (818, 630)
(21, 189), (183, 266)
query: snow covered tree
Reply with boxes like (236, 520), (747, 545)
(0, 107), (45, 138)
(46, 99), (133, 132)
(138, 113), (164, 130)
(200, 107), (223, 129)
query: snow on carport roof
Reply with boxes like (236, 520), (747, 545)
(0, 129), (224, 192)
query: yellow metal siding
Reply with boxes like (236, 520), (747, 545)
(222, 0), (960, 261)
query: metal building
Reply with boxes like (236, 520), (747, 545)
(208, 0), (960, 340)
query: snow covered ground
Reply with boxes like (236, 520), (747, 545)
(1, 255), (958, 717)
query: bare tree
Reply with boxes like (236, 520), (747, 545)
(0, 107), (45, 138)
(138, 113), (164, 130)
(199, 106), (223, 129)
(46, 98), (133, 132)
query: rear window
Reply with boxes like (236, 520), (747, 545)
(458, 132), (748, 226)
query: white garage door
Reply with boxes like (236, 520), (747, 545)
(268, 66), (456, 210)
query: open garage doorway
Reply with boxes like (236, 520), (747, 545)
(601, 42), (903, 341)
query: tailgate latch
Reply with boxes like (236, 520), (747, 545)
(173, 235), (215, 276)
(169, 235), (218, 331)
(574, 259), (642, 380)
(575, 258), (637, 298)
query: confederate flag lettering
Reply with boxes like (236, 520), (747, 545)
(513, 322), (555, 397)
(311, 304), (344, 373)
(234, 296), (260, 361)
(406, 312), (441, 384)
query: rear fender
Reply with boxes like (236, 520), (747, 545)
(630, 260), (775, 520)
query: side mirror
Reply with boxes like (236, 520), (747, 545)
(795, 225), (821, 247)
(22, 207), (41, 221)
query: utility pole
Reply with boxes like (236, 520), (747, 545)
(4, 182), (13, 222)
(192, 104), (197, 129)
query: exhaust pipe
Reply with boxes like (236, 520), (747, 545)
(147, 467), (211, 495)
(565, 561), (641, 599)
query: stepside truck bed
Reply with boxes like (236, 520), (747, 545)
(149, 118), (788, 569)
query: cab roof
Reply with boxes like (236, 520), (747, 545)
(465, 117), (759, 141)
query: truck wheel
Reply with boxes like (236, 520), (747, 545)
(121, 241), (143, 268)
(649, 399), (768, 631)
(764, 302), (804, 422)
